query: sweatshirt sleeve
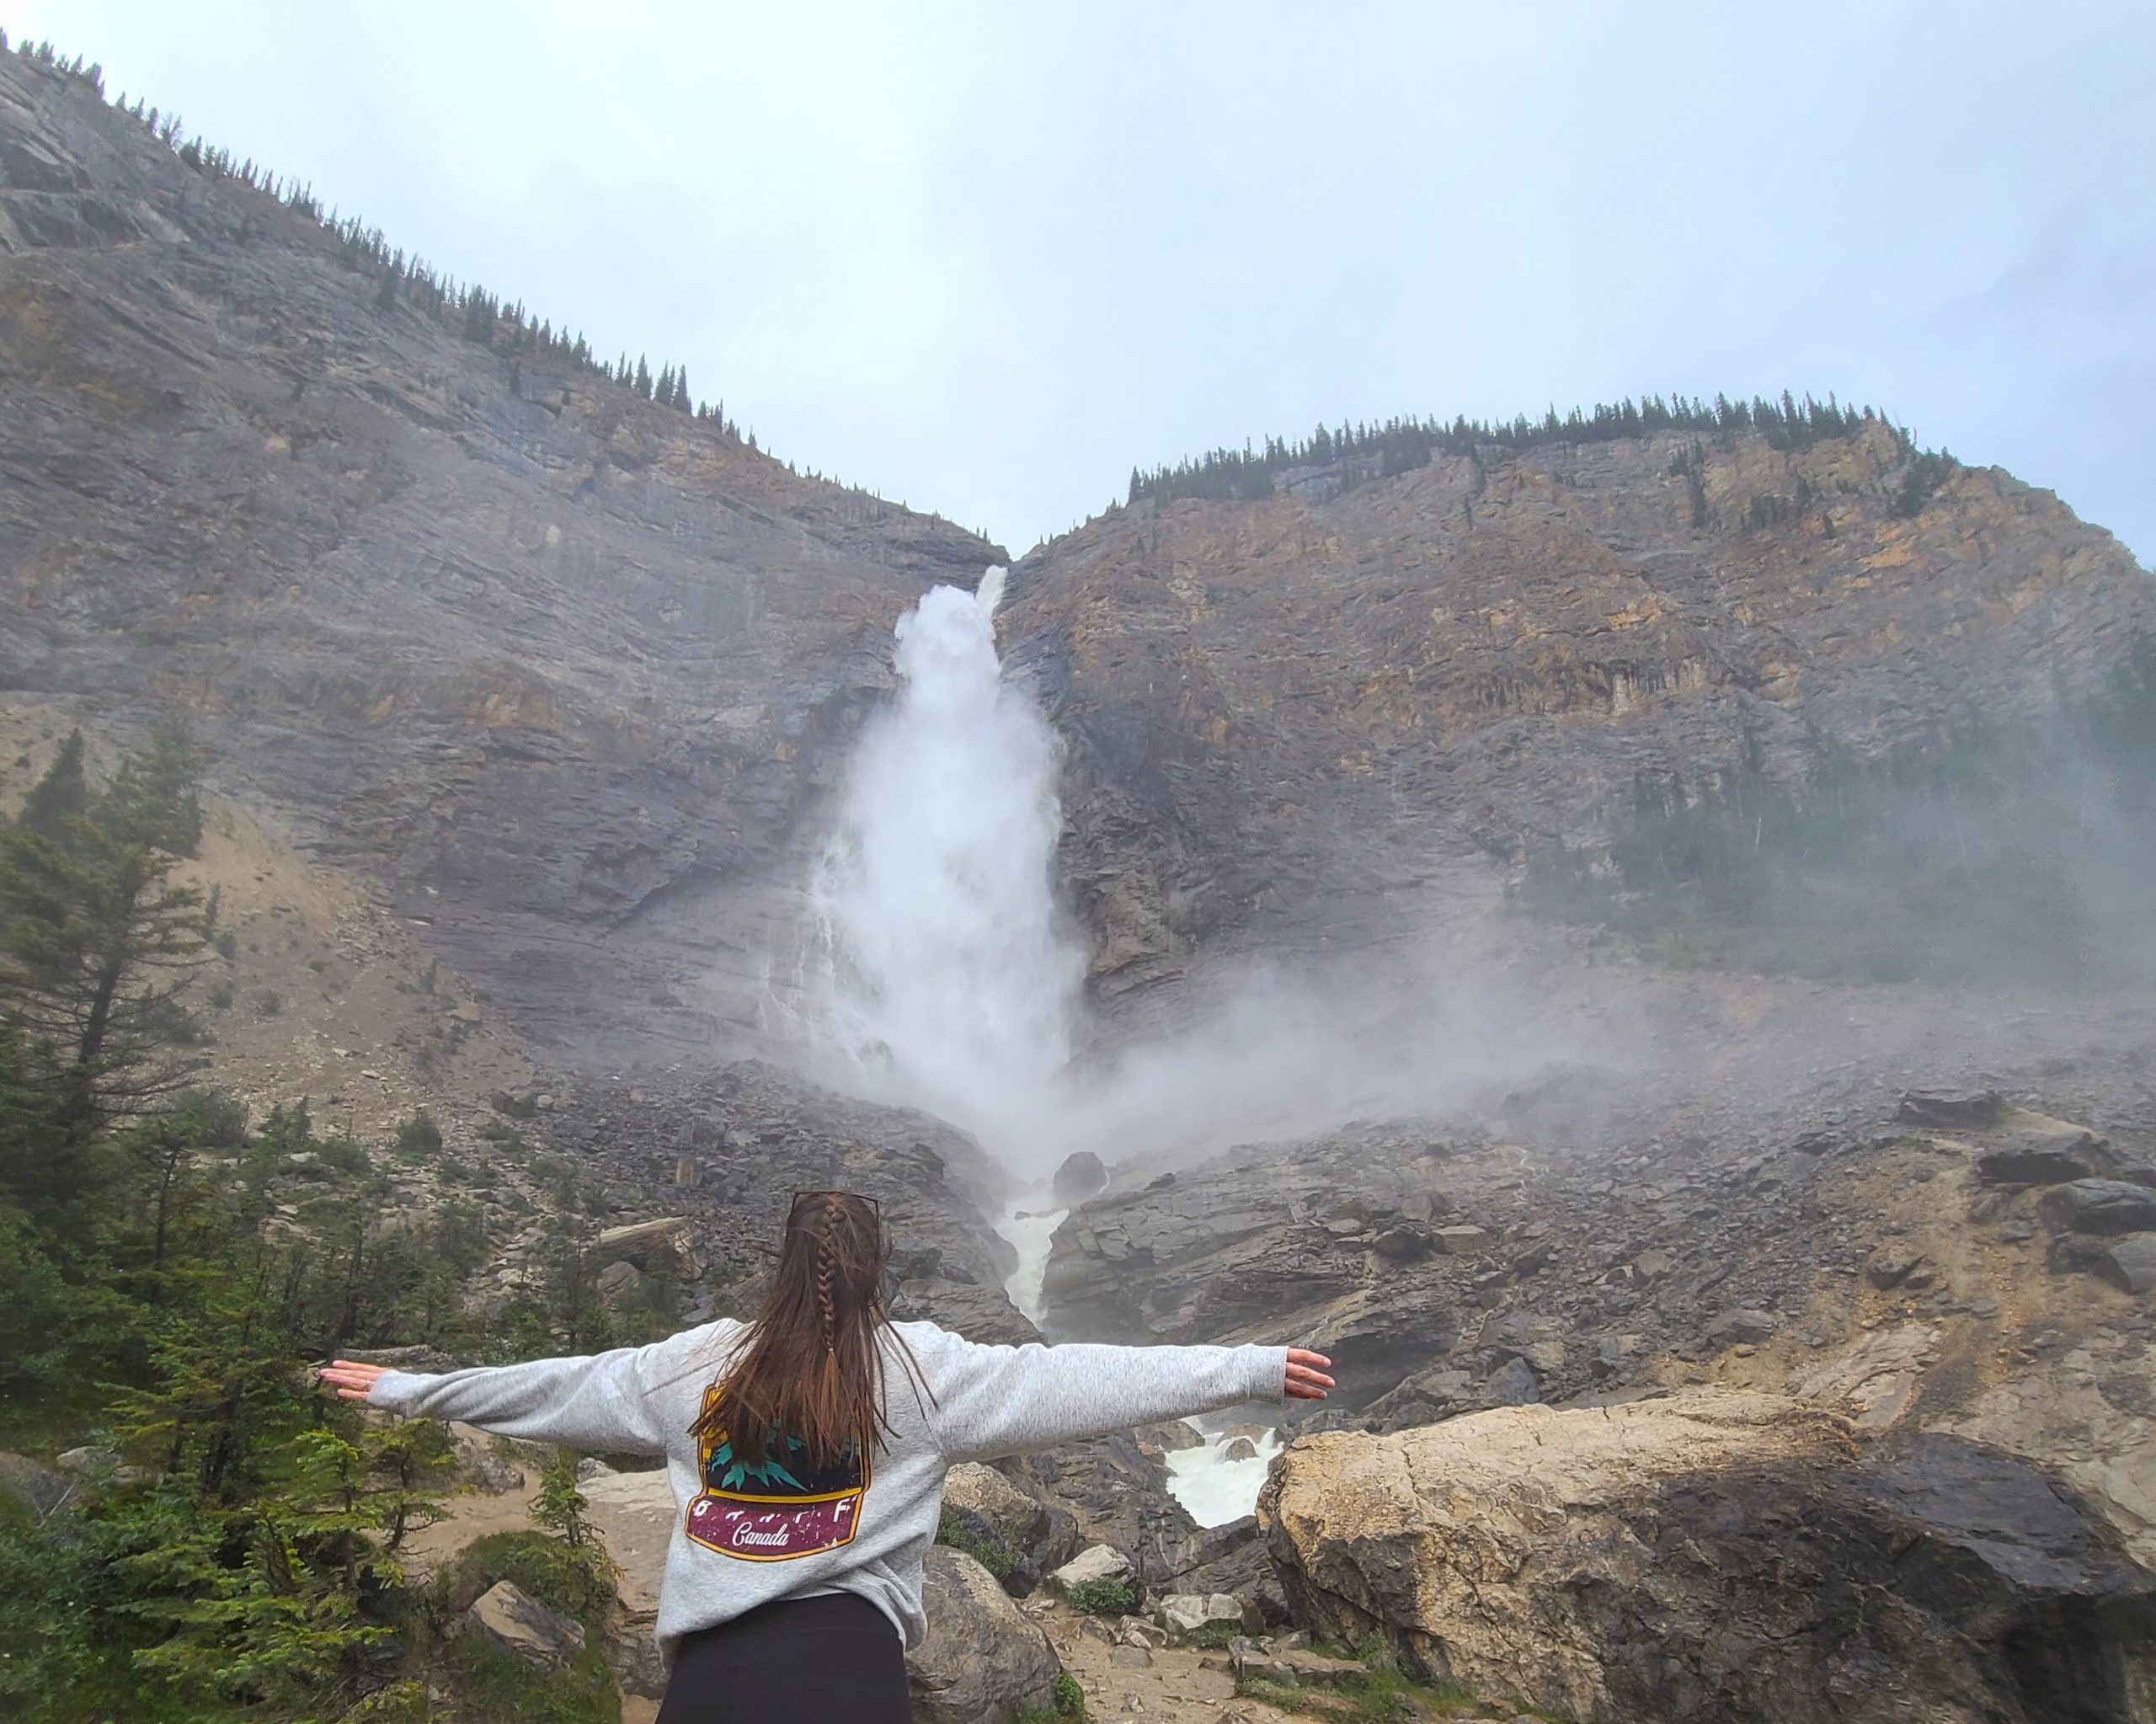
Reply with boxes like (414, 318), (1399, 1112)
(366, 1344), (676, 1454)
(918, 1332), (1288, 1465)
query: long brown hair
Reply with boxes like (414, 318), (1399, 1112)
(691, 1189), (915, 1470)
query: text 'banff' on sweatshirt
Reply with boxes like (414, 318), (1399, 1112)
(367, 1321), (1289, 1658)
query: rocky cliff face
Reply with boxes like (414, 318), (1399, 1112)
(1004, 424), (2155, 996)
(0, 54), (999, 1064)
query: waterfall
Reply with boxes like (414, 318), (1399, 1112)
(798, 568), (1086, 1161)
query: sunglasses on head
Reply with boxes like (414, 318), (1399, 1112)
(789, 1188), (879, 1214)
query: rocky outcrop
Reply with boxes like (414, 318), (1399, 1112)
(1262, 1390), (2156, 1724)
(905, 1545), (1065, 1724)
(0, 54), (998, 1062)
(1005, 425), (2156, 995)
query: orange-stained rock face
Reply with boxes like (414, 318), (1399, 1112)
(1003, 424), (2155, 995)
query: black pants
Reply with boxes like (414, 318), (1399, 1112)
(656, 1593), (910, 1724)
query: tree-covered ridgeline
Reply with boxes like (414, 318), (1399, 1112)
(1521, 636), (2156, 986)
(8, 32), (808, 478)
(1126, 391), (1948, 510)
(0, 725), (654, 1722)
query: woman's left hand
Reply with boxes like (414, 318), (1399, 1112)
(1284, 1348), (1334, 1400)
(319, 1359), (391, 1401)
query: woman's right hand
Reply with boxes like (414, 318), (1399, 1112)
(1284, 1348), (1334, 1400)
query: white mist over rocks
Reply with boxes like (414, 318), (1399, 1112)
(793, 570), (1627, 1182)
(800, 570), (1087, 1155)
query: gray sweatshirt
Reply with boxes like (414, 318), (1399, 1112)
(369, 1321), (1288, 1657)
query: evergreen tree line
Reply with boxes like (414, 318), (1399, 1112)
(0, 725), (648, 1721)
(1128, 392), (1910, 509)
(1523, 636), (2156, 987)
(11, 29), (755, 446)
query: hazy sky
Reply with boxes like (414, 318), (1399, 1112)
(13, 2), (2154, 562)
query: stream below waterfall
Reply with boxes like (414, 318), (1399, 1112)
(992, 1198), (1279, 1529)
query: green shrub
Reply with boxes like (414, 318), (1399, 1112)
(937, 1506), (1022, 1578)
(395, 1113), (444, 1159)
(213, 929), (238, 960)
(339, 1680), (432, 1721)
(450, 1631), (620, 1724)
(252, 986), (282, 1017)
(441, 1530), (613, 1623)
(1062, 1574), (1134, 1616)
(1020, 1668), (1089, 1721)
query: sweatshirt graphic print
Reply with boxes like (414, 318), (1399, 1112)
(686, 1385), (867, 1561)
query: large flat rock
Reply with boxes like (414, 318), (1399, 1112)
(1262, 1389), (2156, 1724)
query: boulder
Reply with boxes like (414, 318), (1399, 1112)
(2041, 1181), (2156, 1238)
(1865, 1247), (1931, 1290)
(55, 1444), (120, 1476)
(1222, 1436), (1259, 1461)
(1148, 1513), (1287, 1625)
(1134, 1420), (1207, 1454)
(1050, 1542), (1135, 1595)
(905, 1545), (1064, 1724)
(593, 1217), (701, 1278)
(1052, 1151), (1108, 1203)
(2052, 1233), (2118, 1276)
(1370, 1224), (1433, 1262)
(943, 1462), (1051, 1550)
(51, 1444), (147, 1489)
(1486, 1355), (1540, 1405)
(2095, 1234), (2156, 1295)
(1433, 1225), (1491, 1256)
(1005, 1432), (1193, 1582)
(448, 1423), (526, 1494)
(1899, 1089), (2004, 1129)
(1705, 1306), (1780, 1348)
(0, 1452), (70, 1520)
(595, 1259), (644, 1306)
(1155, 1592), (1249, 1641)
(1977, 1131), (2112, 1188)
(462, 1579), (585, 1669)
(1262, 1390), (2156, 1724)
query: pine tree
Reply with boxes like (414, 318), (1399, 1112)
(17, 729), (86, 839)
(633, 355), (653, 399)
(0, 718), (211, 1189)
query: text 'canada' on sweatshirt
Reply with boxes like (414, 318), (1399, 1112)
(367, 1321), (1289, 1659)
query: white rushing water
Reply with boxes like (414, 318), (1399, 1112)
(1164, 1422), (1284, 1527)
(797, 568), (1086, 1159)
(993, 1202), (1069, 1326)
